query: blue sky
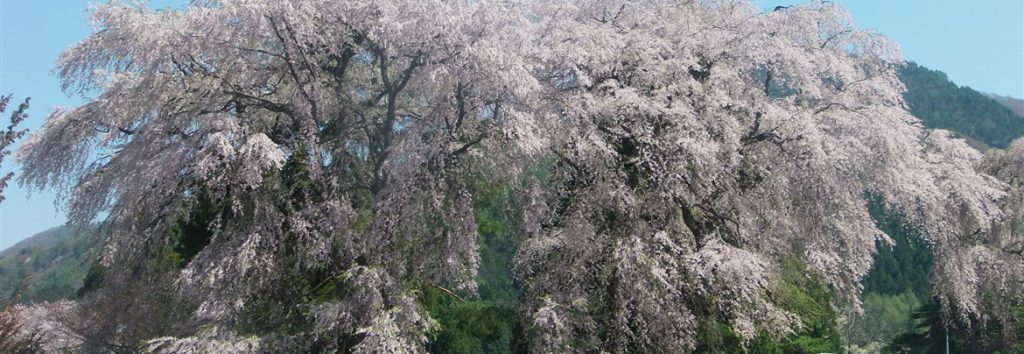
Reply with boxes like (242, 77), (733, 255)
(0, 0), (1022, 250)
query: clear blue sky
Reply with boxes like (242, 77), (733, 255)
(0, 0), (1022, 250)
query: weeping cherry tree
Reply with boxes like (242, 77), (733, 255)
(13, 0), (1021, 352)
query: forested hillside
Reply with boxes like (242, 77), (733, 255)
(0, 227), (103, 303)
(899, 62), (1024, 149)
(1, 1), (1022, 353)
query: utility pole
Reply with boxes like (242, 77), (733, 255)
(945, 323), (950, 354)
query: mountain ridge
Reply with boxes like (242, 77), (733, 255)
(983, 92), (1024, 118)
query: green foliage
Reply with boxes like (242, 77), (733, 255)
(885, 299), (959, 354)
(465, 159), (524, 307)
(774, 259), (845, 352)
(237, 294), (303, 336)
(848, 291), (922, 348)
(844, 197), (935, 349)
(166, 190), (220, 268)
(226, 150), (343, 337)
(236, 267), (341, 337)
(76, 260), (107, 298)
(861, 197), (934, 297)
(694, 316), (745, 353)
(900, 62), (1024, 149)
(694, 259), (843, 354)
(416, 158), (529, 353)
(421, 286), (526, 354)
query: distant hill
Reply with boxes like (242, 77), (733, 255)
(0, 226), (104, 303)
(983, 93), (1024, 118)
(899, 62), (1024, 149)
(0, 227), (69, 259)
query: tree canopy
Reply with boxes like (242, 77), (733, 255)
(11, 0), (1022, 352)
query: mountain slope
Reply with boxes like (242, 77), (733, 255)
(0, 226), (104, 303)
(983, 92), (1024, 118)
(0, 228), (69, 259)
(899, 62), (1024, 149)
